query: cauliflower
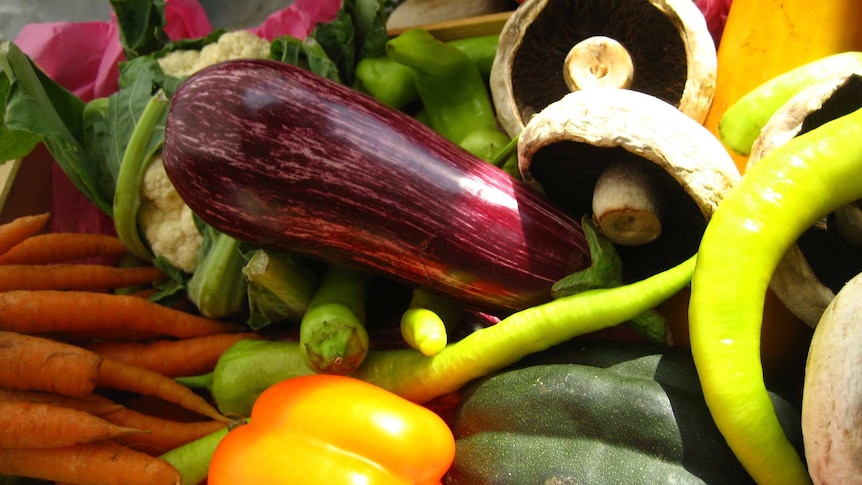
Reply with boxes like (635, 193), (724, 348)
(157, 30), (271, 78)
(138, 156), (202, 273)
(139, 30), (272, 272)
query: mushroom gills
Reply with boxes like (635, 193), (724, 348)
(491, 0), (716, 136)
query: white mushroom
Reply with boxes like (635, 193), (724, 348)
(802, 271), (862, 484)
(748, 71), (862, 327)
(518, 88), (738, 279)
(491, 0), (716, 138)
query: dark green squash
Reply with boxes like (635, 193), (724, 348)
(445, 339), (803, 484)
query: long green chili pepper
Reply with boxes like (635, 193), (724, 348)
(689, 107), (862, 485)
(718, 51), (862, 156)
(385, 28), (511, 163)
(400, 288), (464, 356)
(184, 256), (693, 418)
(299, 263), (370, 375)
(354, 254), (695, 402)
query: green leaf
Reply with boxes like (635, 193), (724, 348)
(0, 41), (112, 214)
(309, 8), (356, 84)
(110, 0), (170, 59)
(353, 0), (389, 59)
(270, 35), (342, 83)
(0, 75), (40, 161)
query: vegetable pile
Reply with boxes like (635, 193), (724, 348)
(1, 0), (861, 484)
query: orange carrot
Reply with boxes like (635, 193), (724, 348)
(101, 406), (228, 455)
(0, 400), (144, 448)
(0, 440), (182, 485)
(0, 388), (123, 417)
(0, 212), (50, 256)
(0, 332), (226, 422)
(0, 232), (128, 265)
(81, 332), (261, 377)
(0, 290), (245, 339)
(96, 357), (228, 423)
(0, 264), (165, 291)
(0, 331), (101, 397)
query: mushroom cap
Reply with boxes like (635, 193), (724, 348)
(519, 88), (738, 280)
(748, 71), (862, 327)
(802, 271), (862, 484)
(491, 0), (716, 137)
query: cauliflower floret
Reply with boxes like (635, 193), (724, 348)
(143, 30), (271, 271)
(157, 30), (271, 78)
(138, 156), (202, 273)
(156, 50), (202, 78)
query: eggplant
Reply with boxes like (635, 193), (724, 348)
(162, 59), (590, 314)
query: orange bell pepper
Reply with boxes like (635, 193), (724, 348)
(207, 374), (456, 484)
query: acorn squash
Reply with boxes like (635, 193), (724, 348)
(445, 339), (803, 484)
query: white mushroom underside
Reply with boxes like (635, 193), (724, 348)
(518, 88), (739, 221)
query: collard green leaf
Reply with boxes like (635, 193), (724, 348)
(0, 74), (40, 161)
(110, 0), (170, 59)
(0, 41), (112, 214)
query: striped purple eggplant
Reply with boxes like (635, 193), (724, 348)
(162, 59), (590, 314)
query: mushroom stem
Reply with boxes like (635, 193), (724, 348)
(563, 36), (635, 91)
(834, 200), (862, 246)
(592, 160), (663, 246)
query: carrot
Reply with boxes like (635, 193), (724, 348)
(82, 333), (262, 377)
(0, 332), (226, 422)
(0, 232), (128, 265)
(0, 400), (144, 448)
(0, 212), (50, 256)
(0, 331), (101, 397)
(0, 264), (165, 291)
(0, 440), (182, 485)
(0, 290), (245, 339)
(96, 357), (229, 423)
(0, 388), (123, 417)
(101, 406), (228, 455)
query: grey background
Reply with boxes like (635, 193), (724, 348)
(1, 0), (295, 41)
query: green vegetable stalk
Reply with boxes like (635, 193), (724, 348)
(242, 248), (321, 330)
(186, 223), (248, 319)
(689, 107), (862, 485)
(552, 217), (672, 346)
(113, 91), (168, 261)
